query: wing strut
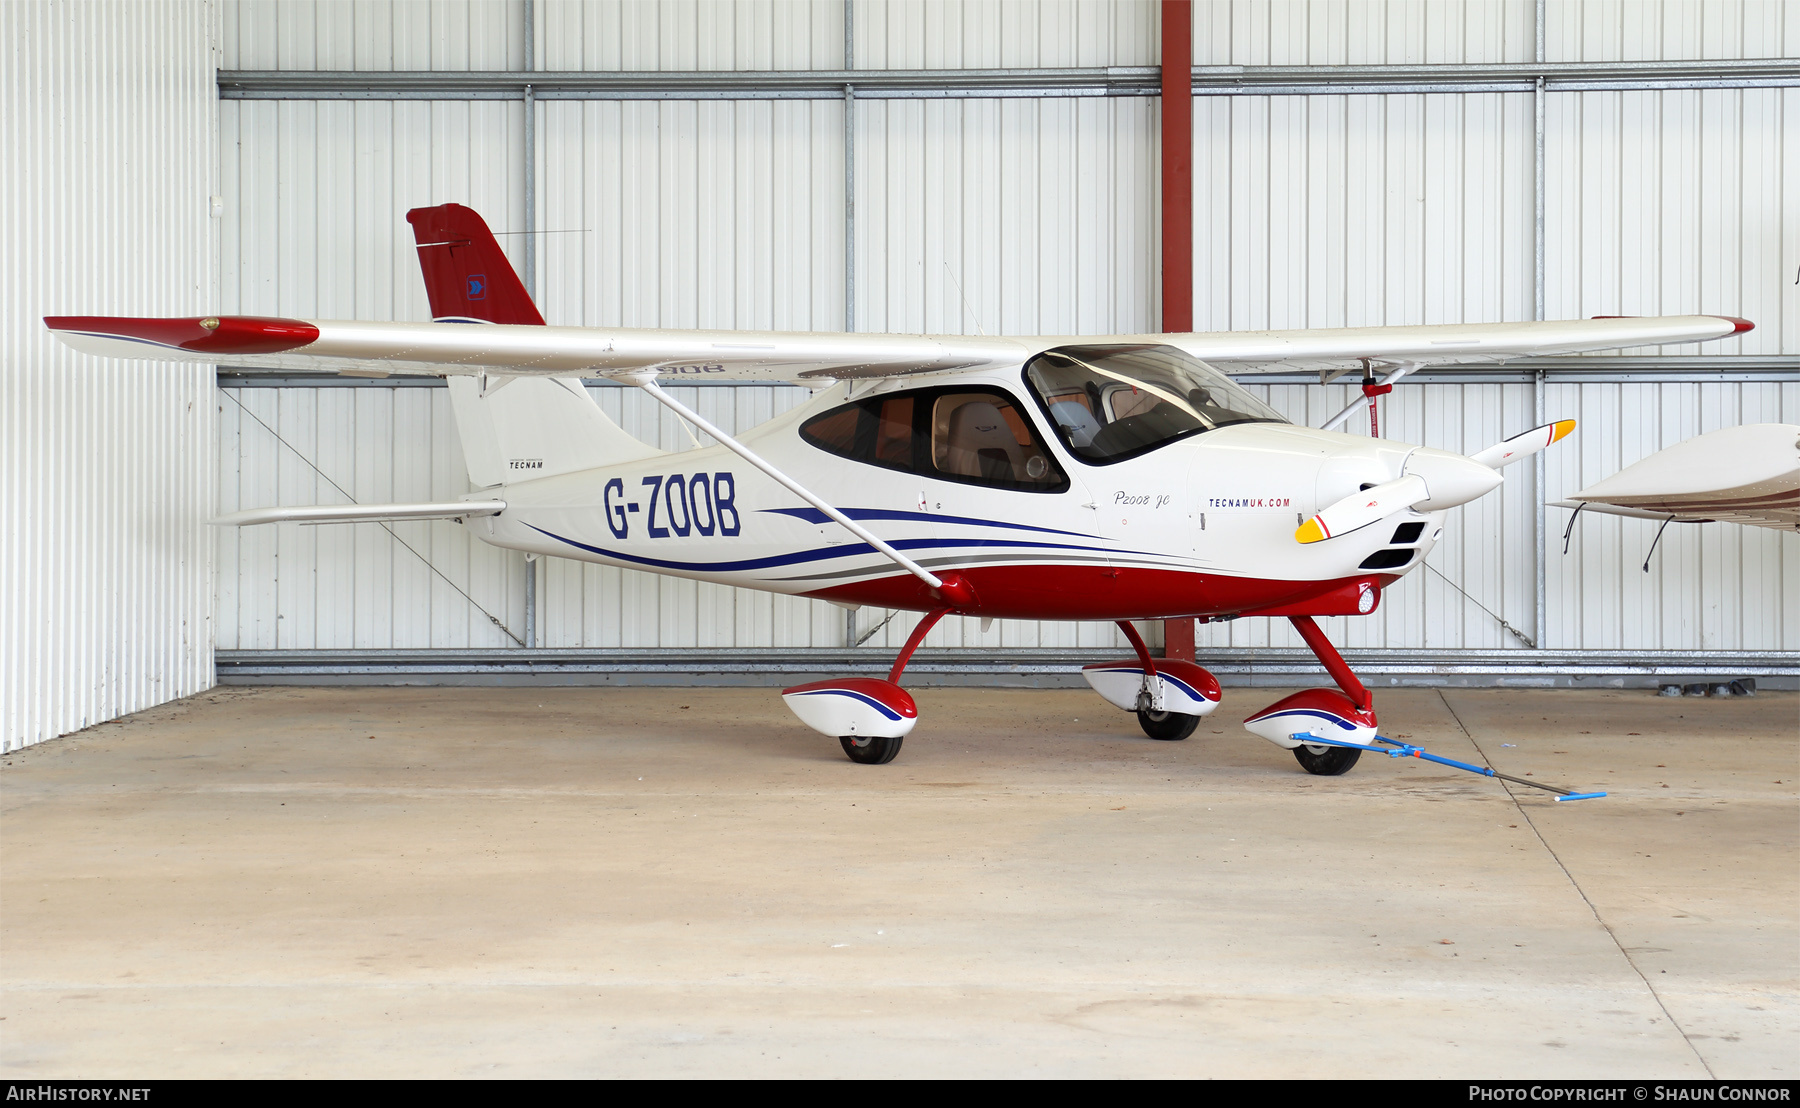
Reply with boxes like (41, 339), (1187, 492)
(1320, 362), (1416, 432)
(615, 370), (946, 591)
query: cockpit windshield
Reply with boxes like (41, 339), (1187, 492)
(1024, 344), (1287, 464)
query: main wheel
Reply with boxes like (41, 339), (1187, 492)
(1136, 709), (1200, 741)
(840, 734), (903, 765)
(1293, 742), (1362, 776)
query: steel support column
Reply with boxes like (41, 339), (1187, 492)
(843, 0), (859, 650)
(1532, 0), (1548, 652)
(521, 0), (539, 649)
(1161, 0), (1196, 663)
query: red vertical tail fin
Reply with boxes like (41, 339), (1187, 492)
(405, 204), (546, 325)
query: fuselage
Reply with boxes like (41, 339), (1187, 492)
(468, 368), (1454, 621)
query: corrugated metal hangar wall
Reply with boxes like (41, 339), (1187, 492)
(6, 2), (1796, 749)
(5, 1), (218, 751)
(210, 0), (1798, 686)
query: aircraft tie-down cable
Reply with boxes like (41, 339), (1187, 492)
(854, 608), (901, 647)
(219, 389), (527, 648)
(1418, 554), (1536, 650)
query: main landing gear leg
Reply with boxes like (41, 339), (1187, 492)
(835, 607), (950, 764)
(888, 607), (952, 685)
(1242, 615), (1377, 776)
(1116, 620), (1200, 741)
(780, 607), (950, 766)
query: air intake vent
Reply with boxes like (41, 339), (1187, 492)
(1391, 521), (1425, 544)
(1359, 548), (1414, 570)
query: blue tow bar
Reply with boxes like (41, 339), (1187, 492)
(1292, 734), (1606, 801)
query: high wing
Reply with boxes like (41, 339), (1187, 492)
(1553, 423), (1800, 531)
(45, 313), (1752, 384)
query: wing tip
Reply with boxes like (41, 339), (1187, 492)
(1720, 316), (1755, 335)
(46, 315), (320, 355)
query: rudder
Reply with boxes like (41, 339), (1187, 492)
(406, 203), (546, 325)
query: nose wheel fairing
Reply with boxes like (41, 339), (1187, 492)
(1079, 620), (1223, 742)
(1082, 660), (1223, 716)
(1243, 615), (1384, 776)
(1244, 688), (1378, 750)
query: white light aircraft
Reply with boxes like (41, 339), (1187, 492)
(1556, 423), (1800, 531)
(1552, 422), (1798, 573)
(47, 204), (1756, 778)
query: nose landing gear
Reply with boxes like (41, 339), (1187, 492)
(1292, 741), (1363, 776)
(1243, 615), (1380, 776)
(1081, 619), (1222, 740)
(1137, 707), (1202, 742)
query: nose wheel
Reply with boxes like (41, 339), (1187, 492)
(1293, 742), (1363, 775)
(1136, 708), (1200, 741)
(840, 735), (904, 765)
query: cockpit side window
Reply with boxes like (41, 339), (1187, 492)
(800, 386), (1068, 492)
(1024, 344), (1287, 465)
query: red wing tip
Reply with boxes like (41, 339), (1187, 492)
(45, 315), (319, 355)
(1591, 314), (1753, 336)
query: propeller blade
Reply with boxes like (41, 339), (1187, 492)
(1469, 419), (1576, 469)
(1295, 474), (1429, 543)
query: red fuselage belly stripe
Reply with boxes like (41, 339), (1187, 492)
(806, 563), (1365, 621)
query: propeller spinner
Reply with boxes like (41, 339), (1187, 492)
(1295, 421), (1576, 544)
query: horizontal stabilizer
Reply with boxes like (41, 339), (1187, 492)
(214, 501), (506, 527)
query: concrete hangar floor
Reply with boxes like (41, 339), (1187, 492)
(1, 685), (1793, 1079)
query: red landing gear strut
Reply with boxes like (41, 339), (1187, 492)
(1241, 615), (1379, 776)
(779, 606), (952, 766)
(1287, 615), (1371, 712)
(888, 607), (951, 683)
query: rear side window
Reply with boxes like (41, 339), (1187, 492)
(800, 387), (1067, 492)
